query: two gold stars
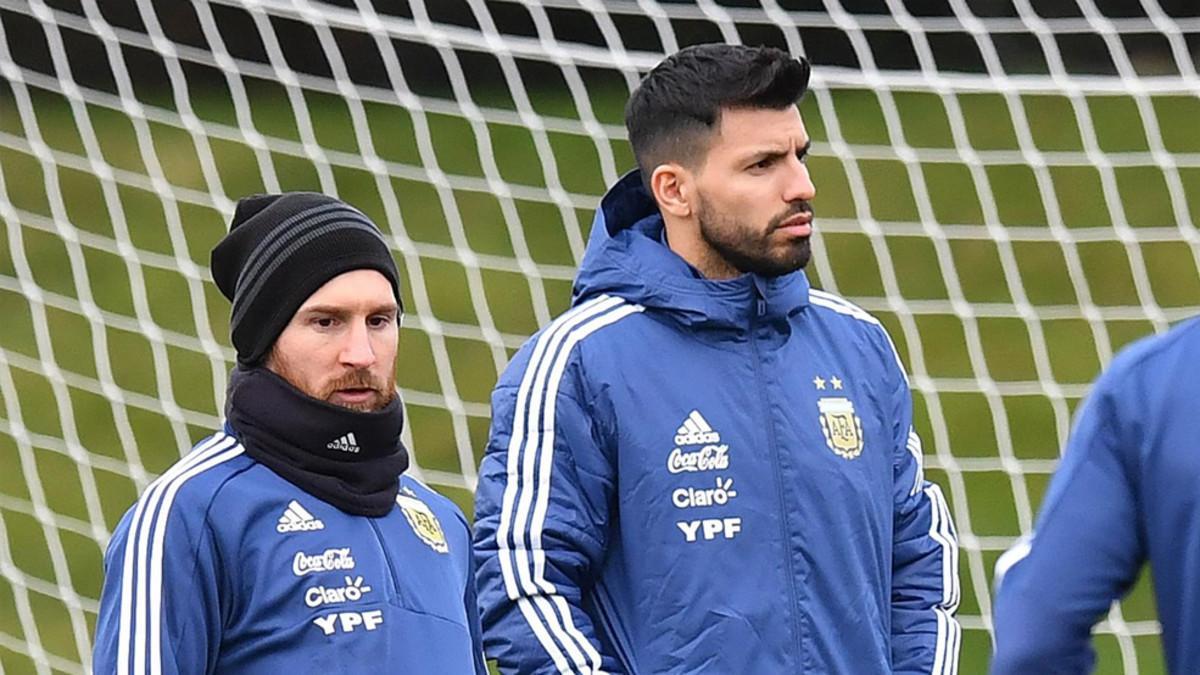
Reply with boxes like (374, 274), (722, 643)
(812, 375), (844, 390)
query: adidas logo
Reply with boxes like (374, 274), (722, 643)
(327, 432), (360, 454)
(277, 500), (326, 533)
(674, 410), (721, 446)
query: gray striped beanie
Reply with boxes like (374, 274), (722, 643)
(211, 192), (401, 366)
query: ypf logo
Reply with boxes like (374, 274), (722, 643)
(312, 610), (385, 636)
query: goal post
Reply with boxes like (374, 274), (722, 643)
(1, 1), (1197, 672)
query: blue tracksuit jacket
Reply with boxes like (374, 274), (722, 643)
(992, 317), (1200, 674)
(473, 172), (961, 674)
(93, 428), (486, 674)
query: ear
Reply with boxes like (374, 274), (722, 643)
(649, 163), (693, 219)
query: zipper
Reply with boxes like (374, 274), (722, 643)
(368, 517), (404, 604)
(748, 297), (806, 668)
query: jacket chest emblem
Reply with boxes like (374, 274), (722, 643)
(814, 375), (864, 460)
(397, 487), (449, 553)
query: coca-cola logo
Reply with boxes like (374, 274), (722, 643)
(292, 548), (356, 576)
(667, 444), (730, 474)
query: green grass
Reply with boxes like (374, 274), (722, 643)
(1, 79), (1195, 673)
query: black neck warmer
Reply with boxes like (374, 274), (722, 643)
(225, 366), (409, 517)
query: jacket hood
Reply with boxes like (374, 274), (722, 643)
(573, 170), (810, 328)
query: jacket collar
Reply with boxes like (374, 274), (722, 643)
(573, 170), (811, 329)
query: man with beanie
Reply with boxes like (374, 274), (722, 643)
(93, 193), (486, 673)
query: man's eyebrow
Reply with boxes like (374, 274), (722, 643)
(741, 139), (813, 163)
(741, 146), (789, 162)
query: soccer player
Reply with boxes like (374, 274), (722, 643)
(473, 44), (960, 673)
(991, 319), (1200, 673)
(93, 193), (485, 672)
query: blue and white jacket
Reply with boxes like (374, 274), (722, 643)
(992, 317), (1200, 674)
(93, 428), (485, 674)
(473, 172), (961, 674)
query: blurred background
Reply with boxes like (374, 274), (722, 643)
(1, 0), (1198, 672)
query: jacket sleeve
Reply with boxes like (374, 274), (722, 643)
(990, 368), (1143, 674)
(93, 492), (223, 674)
(886, 341), (962, 674)
(473, 375), (623, 675)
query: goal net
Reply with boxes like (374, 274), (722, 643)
(1, 0), (1196, 672)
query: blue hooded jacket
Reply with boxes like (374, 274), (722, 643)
(93, 428), (486, 674)
(991, 317), (1200, 674)
(473, 172), (961, 674)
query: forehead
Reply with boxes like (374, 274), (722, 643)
(710, 106), (808, 156)
(299, 269), (395, 309)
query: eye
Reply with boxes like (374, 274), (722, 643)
(750, 157), (774, 171)
(368, 314), (394, 328)
(314, 316), (337, 328)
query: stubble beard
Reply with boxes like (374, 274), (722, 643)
(697, 194), (813, 278)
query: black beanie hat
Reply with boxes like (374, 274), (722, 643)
(211, 192), (401, 366)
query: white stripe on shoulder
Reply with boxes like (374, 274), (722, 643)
(118, 432), (231, 675)
(148, 442), (244, 674)
(118, 433), (243, 675)
(499, 295), (637, 674)
(498, 295), (619, 597)
(528, 302), (640, 673)
(401, 474), (436, 495)
(993, 534), (1033, 591)
(809, 288), (880, 325)
(808, 289), (909, 385)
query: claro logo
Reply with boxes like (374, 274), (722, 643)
(305, 576), (372, 608)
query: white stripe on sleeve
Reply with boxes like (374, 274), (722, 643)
(496, 295), (640, 674)
(117, 433), (242, 675)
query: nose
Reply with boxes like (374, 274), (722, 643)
(339, 321), (376, 369)
(784, 158), (816, 203)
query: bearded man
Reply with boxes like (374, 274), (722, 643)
(94, 193), (485, 673)
(473, 44), (960, 674)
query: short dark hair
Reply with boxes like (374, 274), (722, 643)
(625, 44), (811, 184)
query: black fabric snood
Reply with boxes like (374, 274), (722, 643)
(225, 366), (409, 517)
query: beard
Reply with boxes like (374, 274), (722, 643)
(697, 193), (813, 278)
(271, 354), (397, 413)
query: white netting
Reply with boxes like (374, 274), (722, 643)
(1, 0), (1197, 671)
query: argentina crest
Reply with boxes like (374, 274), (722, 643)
(817, 396), (865, 460)
(397, 488), (450, 554)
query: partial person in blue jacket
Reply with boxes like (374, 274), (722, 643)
(992, 318), (1200, 673)
(93, 193), (485, 673)
(473, 43), (961, 674)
